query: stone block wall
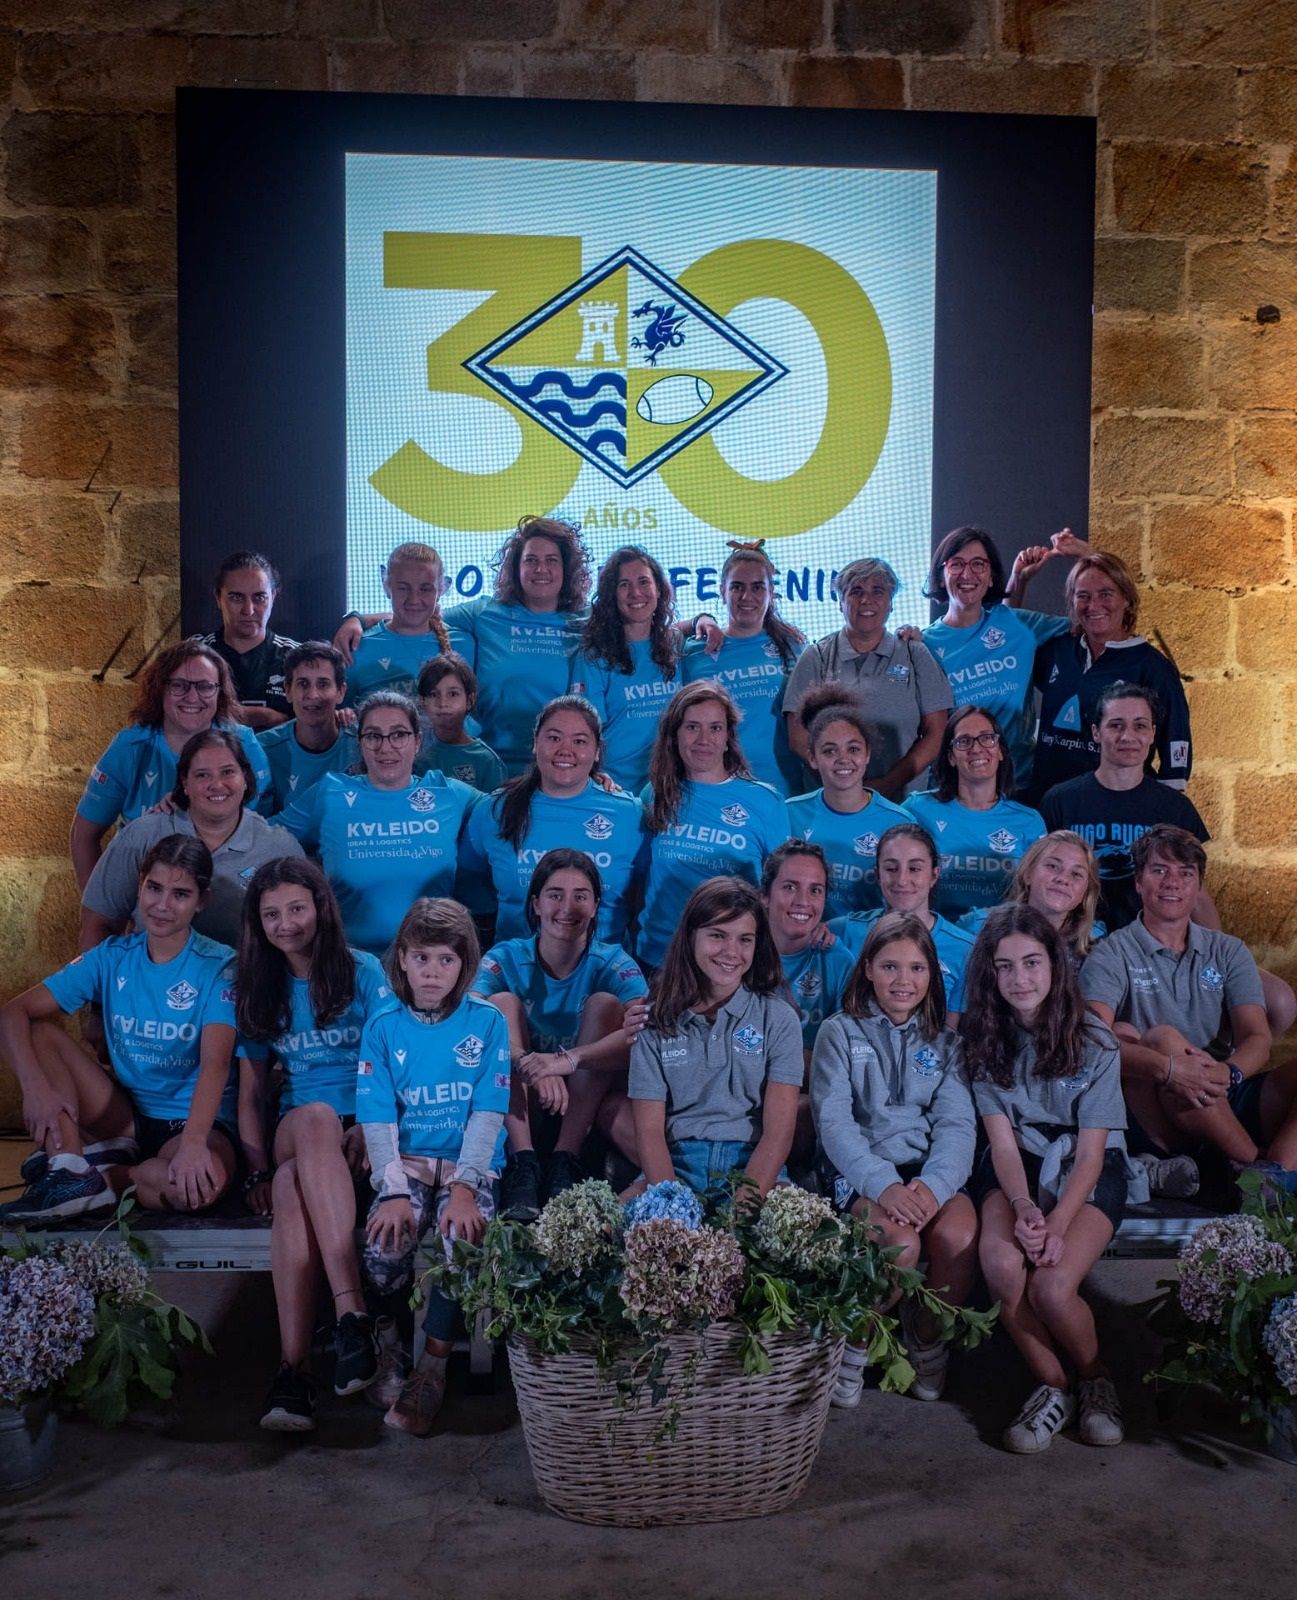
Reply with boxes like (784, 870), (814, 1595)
(2, 0), (1296, 1120)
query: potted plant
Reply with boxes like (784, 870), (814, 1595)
(1147, 1172), (1297, 1464)
(429, 1179), (995, 1525)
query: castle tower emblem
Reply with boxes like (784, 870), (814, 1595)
(575, 300), (619, 363)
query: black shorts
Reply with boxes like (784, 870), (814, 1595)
(820, 1156), (925, 1216)
(968, 1144), (1127, 1234)
(133, 1112), (239, 1163)
(1124, 1075), (1265, 1158)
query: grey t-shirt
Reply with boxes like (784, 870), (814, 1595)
(1080, 918), (1265, 1047)
(971, 1023), (1127, 1154)
(783, 629), (953, 794)
(82, 808), (304, 949)
(810, 1009), (975, 1207)
(629, 986), (804, 1144)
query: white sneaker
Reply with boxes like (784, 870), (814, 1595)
(1077, 1373), (1124, 1446)
(900, 1300), (950, 1402)
(365, 1318), (411, 1410)
(1136, 1151), (1200, 1200)
(831, 1344), (867, 1409)
(1002, 1383), (1075, 1454)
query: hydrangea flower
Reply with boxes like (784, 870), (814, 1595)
(624, 1180), (703, 1233)
(619, 1219), (744, 1325)
(48, 1240), (151, 1308)
(1263, 1293), (1297, 1397)
(1178, 1216), (1294, 1324)
(533, 1180), (624, 1274)
(0, 1256), (96, 1405)
(752, 1187), (844, 1274)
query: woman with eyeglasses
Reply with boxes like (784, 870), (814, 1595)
(275, 692), (478, 955)
(921, 526), (1077, 792)
(904, 706), (1046, 920)
(70, 639), (273, 889)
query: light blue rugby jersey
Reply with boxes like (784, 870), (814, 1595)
(445, 598), (585, 776)
(76, 722), (273, 825)
(459, 780), (645, 946)
(828, 908), (976, 1014)
(355, 993), (512, 1169)
(570, 638), (681, 794)
(237, 949), (390, 1117)
(473, 937), (648, 1053)
(786, 788), (913, 922)
(44, 930), (237, 1121)
(344, 623), (444, 706)
(903, 791), (1047, 918)
(637, 777), (791, 969)
(276, 771), (478, 956)
(922, 604), (1069, 787)
(681, 632), (804, 795)
(780, 940), (857, 1051)
(414, 734), (506, 794)
(257, 721), (359, 815)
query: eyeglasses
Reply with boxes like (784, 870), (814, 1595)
(945, 557), (990, 575)
(360, 728), (415, 749)
(166, 677), (219, 699)
(951, 731), (1000, 751)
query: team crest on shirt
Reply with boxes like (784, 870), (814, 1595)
(407, 787), (437, 813)
(852, 832), (879, 857)
(794, 970), (822, 1001)
(1170, 741), (1189, 768)
(833, 1175), (854, 1211)
(885, 664), (910, 683)
(583, 812), (615, 842)
(988, 828), (1019, 854)
(452, 765), (475, 784)
(1199, 965), (1225, 993)
(454, 1034), (485, 1068)
(761, 640), (782, 661)
(165, 979), (198, 1011)
(980, 626), (1006, 650)
(912, 1045), (942, 1077)
(733, 1025), (764, 1054)
(720, 802), (750, 826)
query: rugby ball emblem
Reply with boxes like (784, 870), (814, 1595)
(635, 374), (713, 426)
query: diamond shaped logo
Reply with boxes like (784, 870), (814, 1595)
(464, 246), (787, 489)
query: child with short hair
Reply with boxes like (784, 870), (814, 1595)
(414, 653), (506, 793)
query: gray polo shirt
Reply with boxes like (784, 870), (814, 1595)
(629, 987), (804, 1144)
(82, 808), (304, 949)
(971, 1023), (1127, 1154)
(784, 629), (953, 793)
(810, 1009), (975, 1208)
(1080, 918), (1265, 1048)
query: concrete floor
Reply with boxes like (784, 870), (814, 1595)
(3, 1258), (1293, 1600)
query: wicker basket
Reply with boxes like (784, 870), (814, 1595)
(507, 1323), (844, 1526)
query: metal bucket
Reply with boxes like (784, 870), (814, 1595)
(0, 1397), (57, 1492)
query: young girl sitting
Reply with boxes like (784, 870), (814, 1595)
(414, 653), (506, 793)
(628, 878), (802, 1203)
(474, 849), (649, 1222)
(961, 903), (1128, 1454)
(810, 911), (977, 1409)
(236, 858), (391, 1433)
(0, 837), (257, 1223)
(356, 898), (511, 1437)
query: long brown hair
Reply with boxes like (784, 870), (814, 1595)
(237, 858), (357, 1040)
(384, 540), (451, 654)
(842, 909), (946, 1039)
(650, 877), (783, 1035)
(1009, 830), (1100, 959)
(645, 681), (751, 833)
(581, 544), (677, 678)
(496, 696), (602, 850)
(719, 541), (804, 669)
(959, 904), (1098, 1086)
(493, 515), (592, 612)
(131, 639), (242, 729)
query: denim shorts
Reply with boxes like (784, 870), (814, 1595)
(664, 1138), (792, 1201)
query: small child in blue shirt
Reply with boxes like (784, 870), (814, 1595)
(414, 652), (506, 793)
(357, 897), (511, 1437)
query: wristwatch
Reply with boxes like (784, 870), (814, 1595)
(1226, 1061), (1245, 1090)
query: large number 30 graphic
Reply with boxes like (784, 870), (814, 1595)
(369, 232), (892, 538)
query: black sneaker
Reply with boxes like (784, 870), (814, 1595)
(500, 1150), (543, 1222)
(333, 1311), (379, 1396)
(544, 1150), (587, 1203)
(260, 1364), (316, 1432)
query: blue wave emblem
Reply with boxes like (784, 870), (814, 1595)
(492, 369), (626, 460)
(496, 369), (626, 402)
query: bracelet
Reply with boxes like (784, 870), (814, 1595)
(1008, 1195), (1034, 1210)
(559, 1046), (579, 1072)
(1164, 1056), (1175, 1086)
(243, 1168), (272, 1190)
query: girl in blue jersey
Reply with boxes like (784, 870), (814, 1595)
(0, 837), (254, 1223)
(829, 823), (976, 1024)
(638, 682), (790, 971)
(71, 638), (271, 888)
(681, 541), (806, 794)
(921, 526), (1074, 789)
(905, 706), (1047, 919)
(337, 541), (452, 705)
(761, 841), (855, 1060)
(460, 695), (644, 945)
(474, 849), (650, 1221)
(572, 545), (684, 793)
(414, 653), (506, 792)
(276, 691), (478, 956)
(811, 910), (978, 1408)
(236, 858), (391, 1432)
(357, 898), (511, 1436)
(787, 688), (912, 920)
(960, 830), (1102, 969)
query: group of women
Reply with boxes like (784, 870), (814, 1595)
(0, 515), (1236, 1454)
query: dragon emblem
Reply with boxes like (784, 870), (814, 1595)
(631, 300), (687, 365)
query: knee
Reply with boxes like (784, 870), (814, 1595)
(581, 991), (624, 1036)
(1144, 1023), (1190, 1055)
(1262, 971), (1297, 1041)
(289, 1102), (344, 1143)
(1026, 1268), (1075, 1323)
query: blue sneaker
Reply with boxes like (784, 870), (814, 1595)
(0, 1162), (113, 1222)
(19, 1149), (48, 1185)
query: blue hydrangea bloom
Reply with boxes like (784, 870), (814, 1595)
(624, 1180), (703, 1232)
